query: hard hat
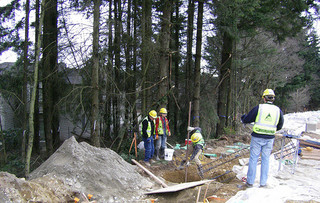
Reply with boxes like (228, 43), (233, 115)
(191, 132), (202, 143)
(159, 108), (167, 114)
(262, 89), (275, 98)
(149, 110), (157, 118)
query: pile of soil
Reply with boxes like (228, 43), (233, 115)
(0, 136), (154, 202)
(0, 132), (251, 203)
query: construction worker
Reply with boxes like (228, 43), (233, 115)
(155, 108), (171, 160)
(186, 127), (205, 178)
(241, 89), (284, 188)
(141, 110), (157, 166)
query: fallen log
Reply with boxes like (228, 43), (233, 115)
(131, 159), (168, 188)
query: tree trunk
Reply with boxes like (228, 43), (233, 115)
(193, 0), (204, 127)
(22, 0), (30, 163)
(185, 0), (195, 105)
(42, 0), (58, 157)
(172, 1), (181, 136)
(91, 0), (101, 147)
(113, 0), (121, 139)
(132, 0), (139, 133)
(103, 0), (113, 143)
(141, 0), (152, 114)
(33, 0), (40, 154)
(25, 0), (44, 178)
(216, 31), (233, 136)
(158, 0), (172, 108)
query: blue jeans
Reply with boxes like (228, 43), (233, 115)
(247, 136), (274, 186)
(155, 135), (167, 158)
(143, 137), (154, 162)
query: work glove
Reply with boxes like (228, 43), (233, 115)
(155, 135), (159, 140)
(186, 161), (190, 167)
(187, 126), (195, 131)
(168, 132), (171, 136)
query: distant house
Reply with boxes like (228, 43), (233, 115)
(0, 62), (90, 142)
(0, 62), (16, 130)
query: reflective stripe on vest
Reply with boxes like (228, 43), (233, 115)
(141, 117), (152, 137)
(157, 117), (169, 135)
(253, 104), (280, 135)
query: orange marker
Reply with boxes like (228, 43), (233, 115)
(74, 197), (80, 203)
(88, 194), (93, 200)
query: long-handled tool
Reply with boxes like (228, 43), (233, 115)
(184, 102), (192, 182)
(129, 132), (137, 157)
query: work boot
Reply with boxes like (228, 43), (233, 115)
(245, 182), (253, 188)
(150, 159), (156, 164)
(155, 149), (160, 160)
(144, 161), (151, 167)
(160, 147), (165, 159)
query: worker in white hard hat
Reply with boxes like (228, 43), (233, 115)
(241, 88), (284, 188)
(186, 127), (205, 179)
(141, 110), (157, 166)
(155, 108), (171, 160)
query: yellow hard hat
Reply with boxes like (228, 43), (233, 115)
(191, 132), (202, 143)
(262, 89), (275, 98)
(149, 110), (157, 118)
(159, 108), (167, 114)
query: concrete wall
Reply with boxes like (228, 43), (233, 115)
(59, 114), (90, 141)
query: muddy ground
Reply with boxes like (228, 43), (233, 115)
(0, 131), (252, 203)
(139, 133), (252, 203)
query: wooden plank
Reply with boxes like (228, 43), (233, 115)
(145, 180), (214, 194)
(131, 159), (168, 188)
(301, 155), (320, 160)
(301, 148), (320, 156)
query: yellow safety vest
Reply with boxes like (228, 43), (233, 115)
(157, 117), (169, 135)
(253, 104), (280, 135)
(141, 117), (153, 137)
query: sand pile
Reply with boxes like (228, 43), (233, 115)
(0, 136), (154, 202)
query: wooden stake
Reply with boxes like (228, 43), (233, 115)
(185, 101), (192, 182)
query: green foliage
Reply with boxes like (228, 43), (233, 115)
(277, 30), (320, 111)
(119, 151), (144, 163)
(0, 128), (24, 177)
(0, 0), (24, 55)
(223, 126), (236, 135)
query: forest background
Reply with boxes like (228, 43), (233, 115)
(0, 0), (320, 177)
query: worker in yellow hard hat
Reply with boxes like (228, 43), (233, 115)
(241, 88), (284, 188)
(185, 126), (205, 178)
(141, 110), (157, 166)
(155, 108), (171, 160)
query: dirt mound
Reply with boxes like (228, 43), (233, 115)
(0, 136), (154, 202)
(0, 172), (73, 202)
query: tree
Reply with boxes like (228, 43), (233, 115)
(42, 0), (58, 156)
(90, 0), (101, 147)
(193, 0), (204, 127)
(141, 0), (153, 115)
(25, 0), (45, 178)
(22, 0), (30, 164)
(211, 0), (319, 136)
(158, 0), (172, 108)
